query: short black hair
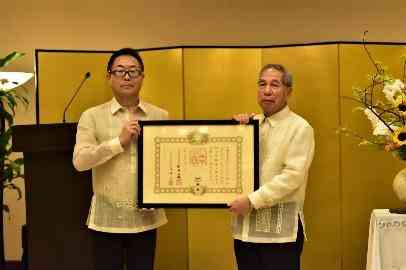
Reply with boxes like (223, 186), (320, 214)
(107, 48), (144, 72)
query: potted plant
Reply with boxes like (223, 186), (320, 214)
(0, 51), (33, 266)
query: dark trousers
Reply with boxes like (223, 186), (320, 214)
(90, 229), (157, 270)
(234, 222), (304, 270)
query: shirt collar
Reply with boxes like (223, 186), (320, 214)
(254, 105), (291, 126)
(110, 97), (122, 115)
(109, 97), (148, 116)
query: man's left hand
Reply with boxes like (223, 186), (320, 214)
(228, 195), (252, 216)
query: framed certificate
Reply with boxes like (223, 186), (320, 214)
(137, 120), (259, 208)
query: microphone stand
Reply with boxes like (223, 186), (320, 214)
(62, 72), (90, 123)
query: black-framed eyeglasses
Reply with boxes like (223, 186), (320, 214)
(109, 69), (143, 79)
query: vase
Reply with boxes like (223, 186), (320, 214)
(393, 168), (406, 204)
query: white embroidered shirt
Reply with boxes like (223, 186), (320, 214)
(73, 98), (168, 233)
(232, 106), (315, 243)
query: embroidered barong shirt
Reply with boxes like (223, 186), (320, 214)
(232, 106), (315, 243)
(73, 98), (168, 233)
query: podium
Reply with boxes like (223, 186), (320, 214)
(12, 124), (93, 270)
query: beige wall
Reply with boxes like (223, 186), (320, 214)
(3, 0), (406, 267)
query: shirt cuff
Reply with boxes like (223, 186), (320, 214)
(108, 137), (124, 155)
(248, 191), (267, 210)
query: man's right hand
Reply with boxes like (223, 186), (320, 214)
(233, 113), (256, 124)
(119, 119), (140, 148)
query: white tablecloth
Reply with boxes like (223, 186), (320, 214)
(367, 209), (406, 270)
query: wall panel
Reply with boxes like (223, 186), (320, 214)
(183, 48), (261, 270)
(37, 52), (112, 124)
(139, 49), (188, 270)
(183, 48), (261, 119)
(339, 44), (406, 270)
(262, 45), (341, 270)
(139, 49), (184, 120)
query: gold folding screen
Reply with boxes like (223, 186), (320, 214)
(35, 43), (406, 270)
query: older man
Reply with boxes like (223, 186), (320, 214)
(229, 64), (315, 270)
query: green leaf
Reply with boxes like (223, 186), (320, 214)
(352, 106), (365, 113)
(1, 91), (28, 114)
(358, 140), (375, 146)
(0, 129), (12, 150)
(9, 160), (23, 176)
(13, 158), (24, 165)
(0, 52), (25, 69)
(358, 140), (385, 150)
(3, 166), (14, 181)
(0, 108), (14, 126)
(6, 92), (17, 105)
(2, 204), (10, 213)
(14, 94), (29, 107)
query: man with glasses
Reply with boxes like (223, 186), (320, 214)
(229, 64), (315, 270)
(73, 48), (168, 270)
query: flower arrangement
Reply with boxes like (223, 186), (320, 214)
(340, 32), (406, 161)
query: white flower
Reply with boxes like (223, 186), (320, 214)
(383, 79), (405, 103)
(363, 108), (393, 136)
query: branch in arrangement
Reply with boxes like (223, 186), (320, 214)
(363, 31), (384, 74)
(388, 120), (404, 126)
(341, 95), (361, 103)
(374, 106), (402, 120)
(341, 95), (396, 133)
(339, 127), (384, 146)
(367, 105), (395, 133)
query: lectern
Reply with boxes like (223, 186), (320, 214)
(12, 124), (93, 270)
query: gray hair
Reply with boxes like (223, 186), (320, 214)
(259, 64), (293, 87)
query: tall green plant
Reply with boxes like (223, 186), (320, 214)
(0, 52), (29, 212)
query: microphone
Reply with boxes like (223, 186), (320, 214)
(62, 72), (91, 123)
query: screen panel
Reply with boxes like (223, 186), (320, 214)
(339, 44), (406, 270)
(37, 51), (112, 124)
(34, 43), (406, 270)
(183, 48), (261, 270)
